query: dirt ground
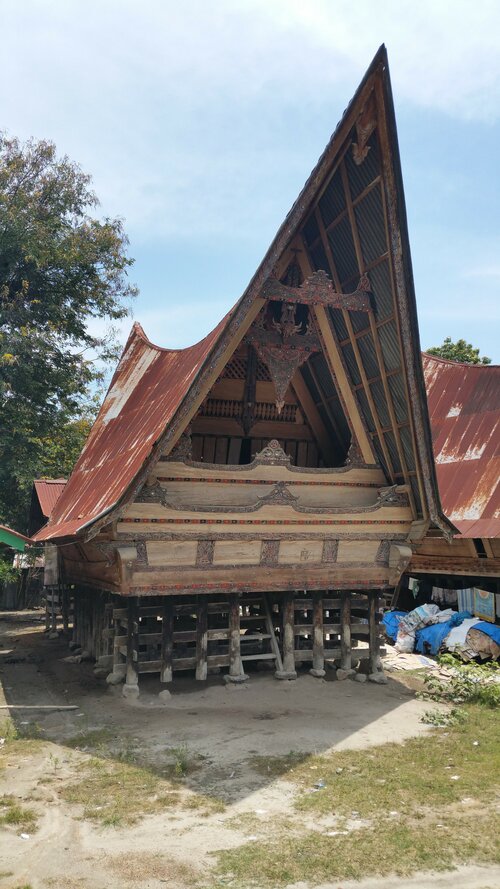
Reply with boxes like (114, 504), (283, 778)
(0, 612), (498, 889)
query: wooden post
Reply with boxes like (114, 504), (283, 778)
(161, 600), (174, 683)
(368, 592), (381, 676)
(310, 592), (325, 677)
(340, 591), (352, 671)
(275, 592), (297, 680)
(195, 599), (208, 681)
(123, 596), (139, 698)
(61, 587), (69, 635)
(225, 594), (248, 683)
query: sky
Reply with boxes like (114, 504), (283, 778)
(3, 0), (500, 362)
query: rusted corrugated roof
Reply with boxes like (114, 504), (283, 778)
(423, 354), (500, 538)
(33, 479), (67, 519)
(34, 319), (228, 542)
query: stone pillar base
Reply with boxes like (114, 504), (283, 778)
(224, 673), (249, 684)
(122, 683), (140, 699)
(309, 668), (326, 678)
(275, 670), (297, 680)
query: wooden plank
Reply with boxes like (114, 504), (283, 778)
(147, 540), (198, 567)
(263, 593), (283, 672)
(213, 540), (262, 566)
(337, 539), (381, 563)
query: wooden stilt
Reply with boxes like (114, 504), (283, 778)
(161, 600), (174, 683)
(368, 591), (381, 675)
(340, 591), (352, 671)
(195, 599), (208, 681)
(123, 596), (139, 697)
(310, 592), (325, 677)
(276, 592), (297, 679)
(225, 594), (248, 683)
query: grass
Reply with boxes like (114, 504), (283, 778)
(214, 705), (500, 886)
(59, 755), (224, 826)
(0, 795), (37, 833)
(59, 756), (182, 826)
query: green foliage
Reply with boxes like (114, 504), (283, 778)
(426, 336), (491, 364)
(420, 707), (468, 727)
(421, 656), (500, 707)
(0, 134), (137, 529)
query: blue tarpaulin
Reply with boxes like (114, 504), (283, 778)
(414, 612), (472, 655)
(475, 621), (500, 646)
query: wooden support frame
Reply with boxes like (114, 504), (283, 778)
(310, 591), (326, 677)
(340, 592), (352, 671)
(125, 596), (139, 693)
(161, 600), (174, 683)
(196, 599), (208, 681)
(226, 594), (248, 683)
(368, 591), (381, 675)
(275, 592), (297, 680)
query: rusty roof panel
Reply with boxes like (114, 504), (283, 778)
(33, 479), (67, 519)
(34, 319), (227, 542)
(422, 353), (500, 537)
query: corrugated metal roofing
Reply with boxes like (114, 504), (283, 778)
(33, 479), (67, 519)
(34, 319), (228, 542)
(423, 353), (500, 538)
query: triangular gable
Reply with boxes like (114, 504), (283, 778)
(36, 45), (452, 543)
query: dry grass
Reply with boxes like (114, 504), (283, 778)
(214, 705), (500, 886)
(0, 795), (37, 833)
(107, 850), (201, 886)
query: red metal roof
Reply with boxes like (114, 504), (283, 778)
(33, 479), (67, 519)
(422, 354), (500, 538)
(34, 319), (229, 542)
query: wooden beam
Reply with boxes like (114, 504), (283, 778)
(294, 233), (375, 465)
(292, 370), (334, 464)
(368, 592), (380, 675)
(313, 306), (375, 464)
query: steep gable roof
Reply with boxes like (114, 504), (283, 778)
(35, 46), (451, 543)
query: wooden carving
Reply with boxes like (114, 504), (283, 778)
(257, 481), (298, 506)
(260, 539), (280, 566)
(165, 429), (192, 462)
(255, 341), (315, 413)
(136, 481), (170, 508)
(261, 269), (371, 312)
(352, 93), (377, 166)
(253, 439), (291, 466)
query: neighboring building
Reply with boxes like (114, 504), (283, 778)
(29, 479), (67, 536)
(33, 47), (456, 694)
(407, 355), (500, 603)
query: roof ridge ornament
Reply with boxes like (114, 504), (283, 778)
(261, 269), (371, 312)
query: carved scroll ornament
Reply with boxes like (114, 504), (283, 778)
(261, 269), (371, 313)
(352, 93), (377, 166)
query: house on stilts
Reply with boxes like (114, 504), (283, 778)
(33, 46), (456, 696)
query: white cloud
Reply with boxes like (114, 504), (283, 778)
(3, 0), (500, 243)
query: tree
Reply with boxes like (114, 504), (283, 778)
(0, 135), (137, 531)
(426, 337), (491, 365)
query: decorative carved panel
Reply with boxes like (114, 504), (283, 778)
(352, 94), (377, 166)
(196, 540), (215, 567)
(322, 540), (338, 563)
(261, 539), (280, 566)
(261, 269), (371, 312)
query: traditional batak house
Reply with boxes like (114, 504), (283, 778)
(34, 47), (455, 696)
